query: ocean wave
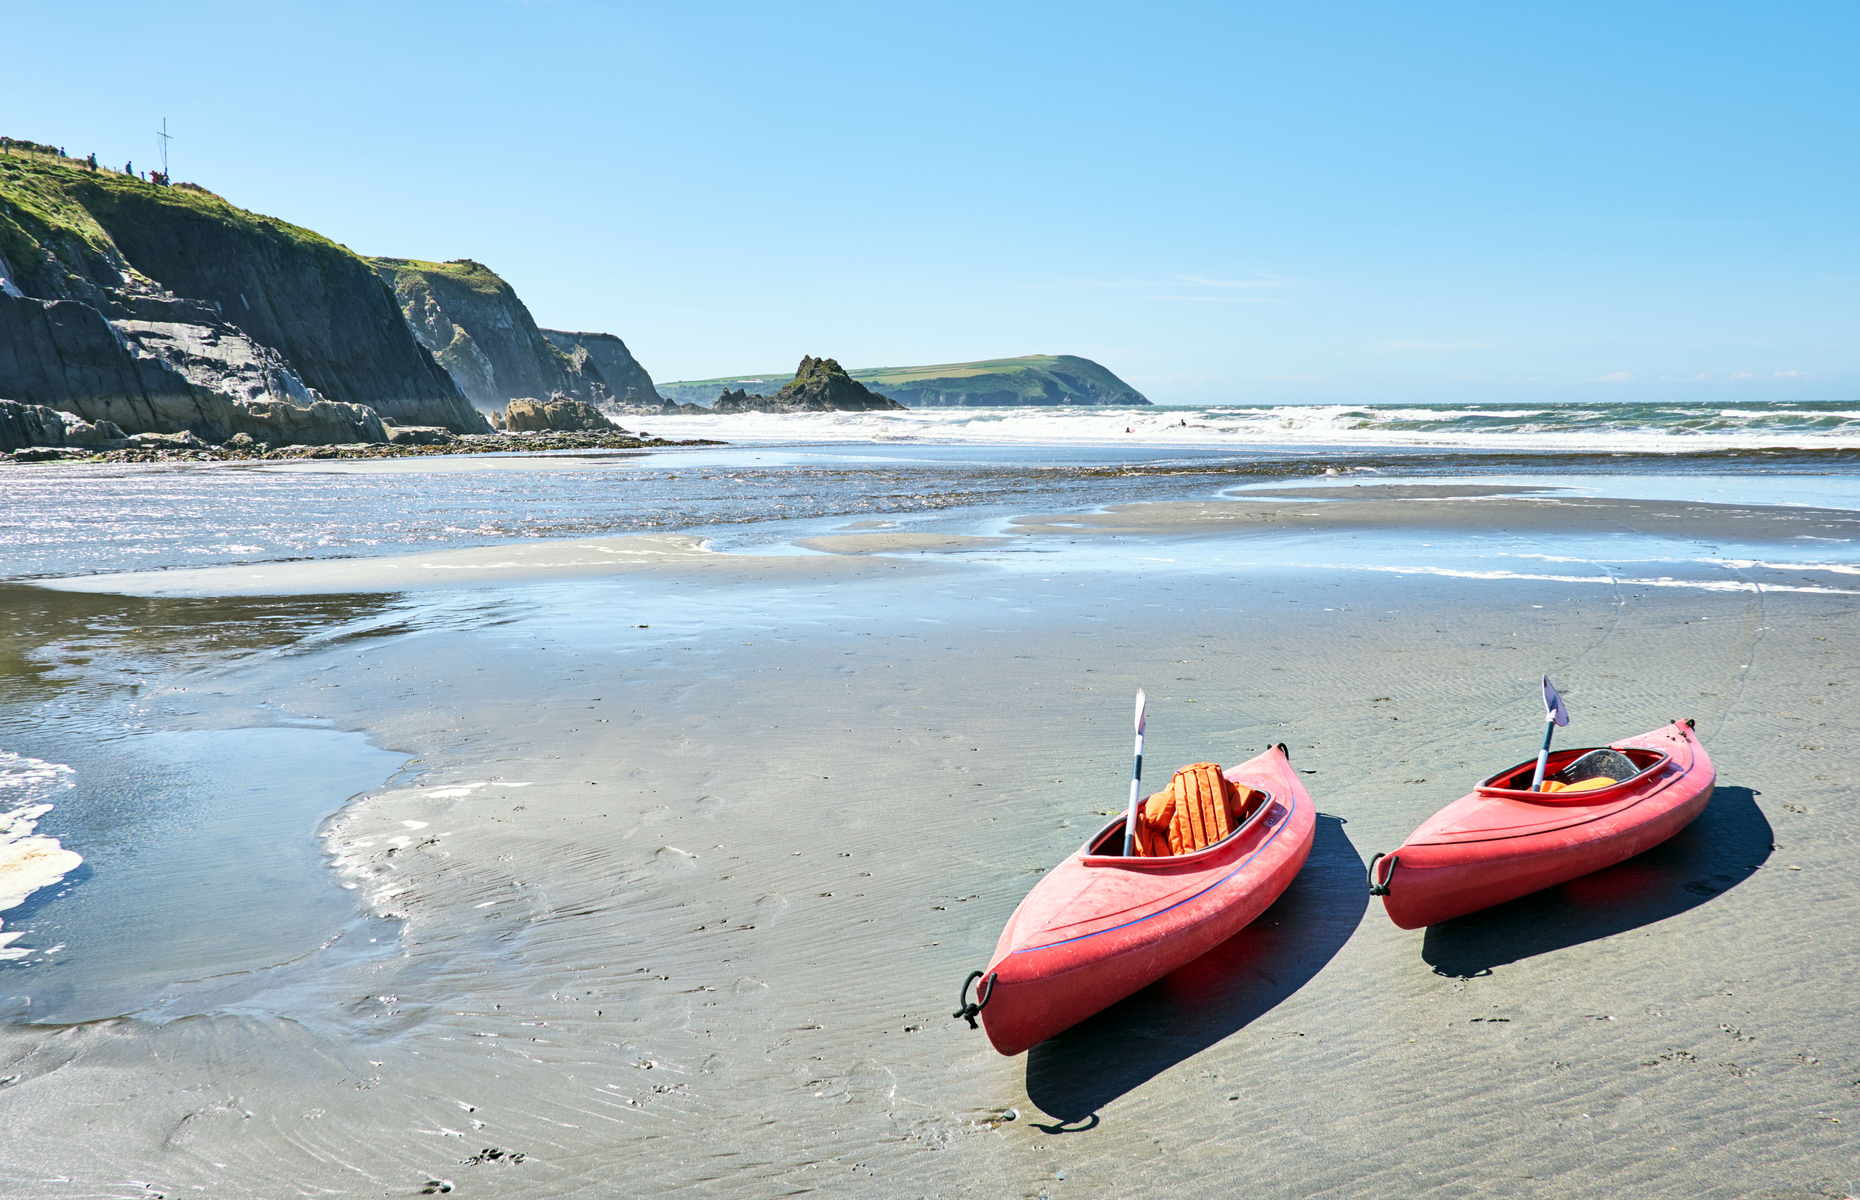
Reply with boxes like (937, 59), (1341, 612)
(631, 400), (1860, 452)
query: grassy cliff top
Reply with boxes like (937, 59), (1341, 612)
(852, 355), (1132, 391)
(367, 256), (512, 298)
(0, 149), (359, 277)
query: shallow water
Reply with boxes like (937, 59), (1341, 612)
(5, 436), (1856, 581)
(0, 724), (405, 1025)
(0, 584), (409, 1024)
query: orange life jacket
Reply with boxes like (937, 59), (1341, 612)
(1130, 762), (1263, 856)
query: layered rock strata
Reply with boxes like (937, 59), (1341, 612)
(369, 257), (665, 418)
(540, 329), (661, 408)
(372, 258), (576, 412)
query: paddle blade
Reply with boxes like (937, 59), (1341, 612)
(1543, 675), (1570, 727)
(1134, 689), (1147, 735)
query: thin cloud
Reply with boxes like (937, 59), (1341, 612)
(1141, 295), (1285, 303)
(1375, 340), (1494, 352)
(1172, 273), (1291, 289)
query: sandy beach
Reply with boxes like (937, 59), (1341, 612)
(1, 481), (1856, 1198)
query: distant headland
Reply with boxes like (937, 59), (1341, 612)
(658, 354), (1149, 410)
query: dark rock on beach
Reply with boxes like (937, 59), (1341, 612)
(499, 395), (618, 433)
(0, 397), (125, 452)
(4, 427), (724, 464)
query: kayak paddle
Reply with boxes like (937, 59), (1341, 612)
(1528, 675), (1571, 791)
(1121, 689), (1148, 856)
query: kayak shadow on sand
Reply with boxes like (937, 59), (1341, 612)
(1023, 813), (1365, 1126)
(1421, 785), (1771, 979)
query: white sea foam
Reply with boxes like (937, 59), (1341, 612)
(1703, 558), (1860, 575)
(0, 752), (82, 960)
(1294, 563), (1858, 595)
(630, 403), (1860, 453)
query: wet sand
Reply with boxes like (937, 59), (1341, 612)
(1, 485), (1856, 1198)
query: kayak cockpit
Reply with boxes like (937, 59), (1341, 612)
(1475, 745), (1670, 804)
(1079, 789), (1277, 867)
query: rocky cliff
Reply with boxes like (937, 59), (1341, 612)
(0, 150), (488, 445)
(372, 257), (573, 412)
(369, 257), (663, 417)
(540, 329), (660, 407)
(711, 356), (906, 413)
(660, 354), (1148, 408)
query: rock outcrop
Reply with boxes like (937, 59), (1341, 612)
(710, 356), (906, 414)
(0, 152), (489, 445)
(501, 396), (621, 433)
(0, 398), (124, 452)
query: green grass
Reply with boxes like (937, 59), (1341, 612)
(368, 256), (512, 298)
(852, 355), (1068, 385)
(0, 148), (368, 284)
(0, 156), (119, 254)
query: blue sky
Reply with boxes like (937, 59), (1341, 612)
(10, 1), (1856, 402)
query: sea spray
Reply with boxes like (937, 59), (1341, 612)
(0, 752), (82, 961)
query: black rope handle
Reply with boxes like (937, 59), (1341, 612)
(953, 970), (996, 1029)
(1367, 851), (1398, 896)
(1276, 742), (1290, 761)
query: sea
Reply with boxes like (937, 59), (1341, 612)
(4, 400), (1858, 581)
(1, 398), (1857, 1023)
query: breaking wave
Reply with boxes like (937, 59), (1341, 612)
(633, 400), (1860, 453)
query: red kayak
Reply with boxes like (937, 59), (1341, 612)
(1368, 720), (1714, 929)
(959, 745), (1314, 1056)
